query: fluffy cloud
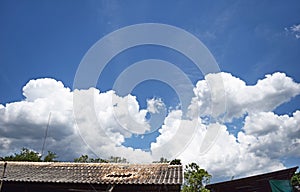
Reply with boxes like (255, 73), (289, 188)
(192, 72), (300, 121)
(151, 110), (200, 159)
(177, 122), (285, 179)
(150, 114), (287, 179)
(151, 72), (300, 179)
(0, 72), (300, 180)
(0, 78), (152, 162)
(147, 98), (165, 114)
(239, 111), (300, 159)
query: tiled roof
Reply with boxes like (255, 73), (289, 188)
(0, 161), (182, 185)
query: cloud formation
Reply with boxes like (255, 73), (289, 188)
(0, 78), (151, 162)
(151, 72), (300, 178)
(285, 24), (300, 39)
(147, 98), (165, 114)
(191, 72), (300, 121)
(0, 72), (299, 180)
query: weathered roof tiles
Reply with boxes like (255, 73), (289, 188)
(0, 161), (182, 185)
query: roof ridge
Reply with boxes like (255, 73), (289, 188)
(0, 161), (173, 166)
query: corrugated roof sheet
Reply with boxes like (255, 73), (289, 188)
(206, 166), (298, 192)
(0, 161), (182, 185)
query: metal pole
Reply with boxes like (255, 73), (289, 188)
(0, 162), (7, 192)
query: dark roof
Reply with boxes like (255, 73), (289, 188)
(206, 166), (298, 192)
(0, 161), (182, 185)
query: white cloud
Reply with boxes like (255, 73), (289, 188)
(285, 24), (300, 39)
(239, 111), (300, 159)
(150, 72), (300, 179)
(180, 122), (285, 179)
(148, 112), (286, 179)
(291, 24), (300, 32)
(23, 78), (71, 102)
(147, 98), (165, 114)
(0, 78), (152, 162)
(191, 72), (300, 121)
(150, 110), (199, 159)
(151, 115), (286, 179)
(0, 72), (300, 179)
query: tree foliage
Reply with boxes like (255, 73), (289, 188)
(43, 151), (58, 162)
(74, 155), (182, 165)
(74, 155), (89, 163)
(153, 157), (169, 163)
(181, 162), (211, 192)
(74, 155), (128, 163)
(107, 156), (127, 163)
(1, 148), (41, 162)
(90, 157), (108, 163)
(292, 171), (300, 188)
(1, 148), (57, 162)
(170, 159), (181, 165)
(74, 155), (110, 163)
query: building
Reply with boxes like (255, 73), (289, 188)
(206, 166), (298, 192)
(0, 161), (182, 192)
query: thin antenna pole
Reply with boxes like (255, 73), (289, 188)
(41, 112), (51, 157)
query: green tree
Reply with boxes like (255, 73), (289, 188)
(74, 155), (108, 163)
(1, 148), (41, 162)
(1, 148), (58, 162)
(90, 158), (108, 163)
(170, 159), (181, 165)
(74, 154), (89, 163)
(43, 151), (58, 162)
(153, 157), (169, 163)
(292, 171), (300, 188)
(181, 162), (211, 192)
(108, 156), (128, 163)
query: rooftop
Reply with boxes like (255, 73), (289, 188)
(206, 166), (298, 192)
(0, 161), (182, 185)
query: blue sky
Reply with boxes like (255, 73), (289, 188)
(1, 0), (300, 102)
(1, 0), (300, 181)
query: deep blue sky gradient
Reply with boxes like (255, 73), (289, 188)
(1, 0), (300, 103)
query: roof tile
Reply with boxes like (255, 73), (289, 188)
(0, 161), (182, 185)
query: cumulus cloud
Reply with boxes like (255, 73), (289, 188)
(191, 72), (300, 121)
(0, 72), (300, 180)
(147, 98), (165, 114)
(239, 111), (300, 159)
(0, 78), (152, 162)
(177, 122), (285, 179)
(151, 110), (200, 159)
(150, 113), (287, 179)
(151, 72), (300, 179)
(0, 78), (77, 159)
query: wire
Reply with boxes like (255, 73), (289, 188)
(41, 112), (51, 157)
